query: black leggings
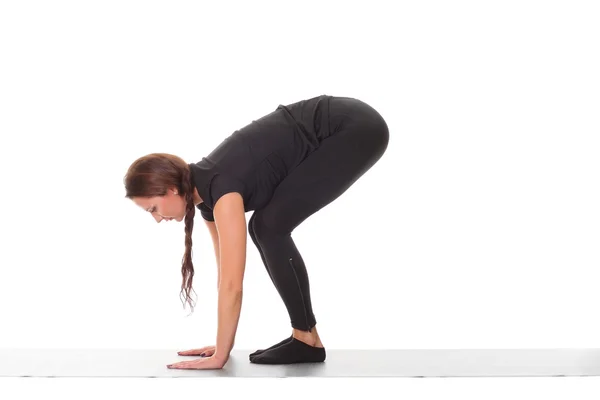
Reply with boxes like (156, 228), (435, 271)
(248, 96), (390, 332)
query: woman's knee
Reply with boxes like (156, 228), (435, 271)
(248, 212), (259, 242)
(249, 210), (288, 244)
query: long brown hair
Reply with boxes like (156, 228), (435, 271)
(123, 153), (197, 314)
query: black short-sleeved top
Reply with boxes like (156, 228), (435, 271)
(189, 94), (332, 221)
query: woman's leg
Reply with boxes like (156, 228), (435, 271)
(249, 97), (389, 364)
(247, 212), (293, 357)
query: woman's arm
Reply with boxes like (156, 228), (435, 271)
(204, 219), (221, 288)
(211, 192), (247, 365)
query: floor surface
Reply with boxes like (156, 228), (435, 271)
(1, 348), (600, 377)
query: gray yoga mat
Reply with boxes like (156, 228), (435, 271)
(1, 348), (599, 377)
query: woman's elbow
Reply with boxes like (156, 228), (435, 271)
(220, 280), (244, 294)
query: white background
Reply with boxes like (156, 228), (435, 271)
(1, 0), (599, 397)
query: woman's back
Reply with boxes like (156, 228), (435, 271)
(190, 94), (332, 215)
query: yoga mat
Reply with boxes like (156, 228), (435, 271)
(1, 348), (599, 377)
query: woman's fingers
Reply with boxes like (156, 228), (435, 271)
(177, 346), (215, 356)
(178, 348), (204, 356)
(202, 347), (216, 357)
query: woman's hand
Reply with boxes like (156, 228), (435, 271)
(167, 354), (226, 370)
(177, 345), (216, 357)
(168, 346), (228, 370)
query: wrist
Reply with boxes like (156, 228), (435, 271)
(213, 351), (230, 365)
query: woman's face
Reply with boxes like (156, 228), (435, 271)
(132, 188), (186, 223)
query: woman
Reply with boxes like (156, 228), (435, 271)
(124, 94), (389, 369)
